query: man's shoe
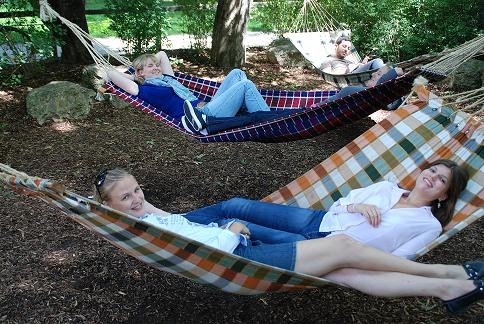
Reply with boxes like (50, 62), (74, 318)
(181, 116), (201, 135)
(463, 260), (484, 280)
(183, 100), (207, 131)
(443, 280), (484, 315)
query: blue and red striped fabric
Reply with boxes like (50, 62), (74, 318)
(102, 71), (418, 143)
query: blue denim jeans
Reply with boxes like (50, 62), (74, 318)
(200, 69), (270, 117)
(184, 197), (327, 244)
(323, 68), (400, 108)
(351, 58), (385, 73)
(232, 240), (297, 270)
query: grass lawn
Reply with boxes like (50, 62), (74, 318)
(85, 0), (267, 37)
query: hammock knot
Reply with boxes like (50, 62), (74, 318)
(39, 0), (55, 22)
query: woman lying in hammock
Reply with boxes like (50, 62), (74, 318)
(180, 159), (469, 259)
(106, 51), (272, 120)
(92, 167), (483, 314)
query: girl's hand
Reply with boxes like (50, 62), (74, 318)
(349, 203), (381, 227)
(228, 222), (251, 236)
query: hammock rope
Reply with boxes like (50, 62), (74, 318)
(421, 34), (484, 78)
(440, 87), (484, 113)
(2, 89), (482, 293)
(39, 0), (131, 68)
(290, 0), (340, 32)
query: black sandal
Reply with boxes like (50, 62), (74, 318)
(443, 280), (484, 314)
(463, 260), (484, 280)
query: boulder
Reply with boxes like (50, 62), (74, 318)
(267, 37), (311, 68)
(81, 64), (108, 90)
(443, 58), (484, 91)
(26, 81), (96, 125)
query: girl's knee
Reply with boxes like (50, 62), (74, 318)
(229, 68), (247, 80)
(329, 234), (364, 250)
(226, 197), (247, 205)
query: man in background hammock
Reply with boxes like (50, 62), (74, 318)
(320, 35), (385, 75)
(91, 167), (483, 315)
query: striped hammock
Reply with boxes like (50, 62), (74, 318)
(102, 69), (418, 143)
(1, 90), (482, 294)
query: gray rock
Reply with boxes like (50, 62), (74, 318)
(26, 81), (96, 125)
(81, 64), (108, 90)
(267, 37), (311, 68)
(444, 58), (484, 91)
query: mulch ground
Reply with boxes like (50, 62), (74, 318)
(0, 48), (482, 323)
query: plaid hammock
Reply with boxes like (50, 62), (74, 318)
(102, 69), (418, 143)
(1, 90), (482, 294)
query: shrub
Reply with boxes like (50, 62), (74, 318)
(105, 0), (172, 55)
(173, 0), (217, 50)
(0, 0), (54, 85)
(251, 0), (301, 35)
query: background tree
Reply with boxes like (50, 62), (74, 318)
(211, 0), (251, 67)
(47, 0), (92, 64)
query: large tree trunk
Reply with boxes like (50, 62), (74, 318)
(47, 0), (93, 64)
(211, 0), (251, 67)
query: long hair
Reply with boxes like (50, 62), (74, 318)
(426, 159), (469, 227)
(131, 53), (159, 84)
(93, 168), (131, 202)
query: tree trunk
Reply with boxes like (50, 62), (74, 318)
(211, 0), (251, 67)
(47, 0), (93, 64)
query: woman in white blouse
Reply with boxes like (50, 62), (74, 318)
(92, 162), (482, 315)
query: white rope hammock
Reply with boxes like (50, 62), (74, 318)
(422, 34), (484, 77)
(290, 0), (340, 32)
(39, 0), (131, 68)
(440, 87), (484, 117)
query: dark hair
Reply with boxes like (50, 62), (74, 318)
(426, 159), (469, 227)
(93, 168), (131, 202)
(335, 35), (351, 45)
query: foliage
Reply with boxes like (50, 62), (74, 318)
(0, 0), (54, 85)
(86, 14), (117, 38)
(326, 0), (482, 62)
(173, 0), (216, 50)
(251, 0), (301, 35)
(105, 0), (172, 55)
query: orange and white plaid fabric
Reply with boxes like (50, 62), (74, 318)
(264, 93), (483, 260)
(1, 91), (481, 293)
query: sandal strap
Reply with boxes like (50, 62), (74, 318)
(464, 260), (484, 280)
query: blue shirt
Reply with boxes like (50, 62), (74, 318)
(137, 83), (200, 120)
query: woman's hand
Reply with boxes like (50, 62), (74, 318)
(228, 222), (251, 236)
(348, 203), (381, 227)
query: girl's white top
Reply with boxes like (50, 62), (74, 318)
(140, 213), (241, 253)
(320, 181), (442, 259)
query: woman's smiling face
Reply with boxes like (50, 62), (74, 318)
(415, 164), (452, 202)
(103, 175), (147, 217)
(137, 58), (162, 79)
